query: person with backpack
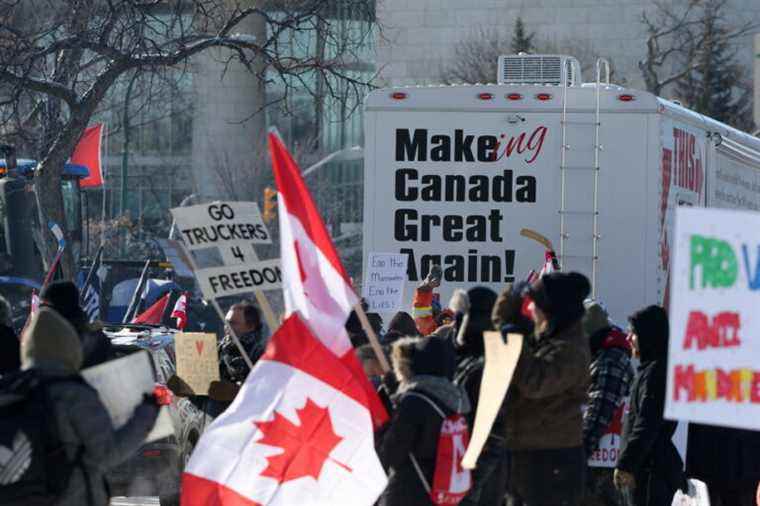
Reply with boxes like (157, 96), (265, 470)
(492, 272), (592, 506)
(0, 306), (159, 506)
(378, 334), (471, 506)
(434, 286), (508, 506)
(582, 299), (634, 506)
(614, 305), (687, 506)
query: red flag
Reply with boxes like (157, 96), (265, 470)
(131, 293), (170, 325)
(71, 124), (104, 188)
(171, 292), (188, 330)
(181, 314), (387, 506)
(268, 130), (388, 428)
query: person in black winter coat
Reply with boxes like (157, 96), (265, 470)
(40, 281), (114, 368)
(686, 424), (760, 506)
(615, 305), (686, 506)
(0, 295), (19, 375)
(378, 335), (470, 506)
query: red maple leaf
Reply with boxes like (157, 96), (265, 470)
(254, 398), (350, 483)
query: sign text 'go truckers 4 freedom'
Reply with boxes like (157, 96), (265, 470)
(666, 207), (760, 430)
(170, 201), (281, 299)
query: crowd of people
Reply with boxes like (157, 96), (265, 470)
(2, 269), (760, 506)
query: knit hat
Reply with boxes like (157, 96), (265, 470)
(582, 299), (612, 337)
(21, 306), (83, 372)
(528, 272), (591, 335)
(447, 289), (470, 315)
(40, 281), (87, 331)
(628, 305), (669, 362)
(392, 335), (457, 382)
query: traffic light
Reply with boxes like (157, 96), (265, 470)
(263, 187), (277, 223)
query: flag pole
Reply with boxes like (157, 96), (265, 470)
(353, 302), (391, 373)
(123, 259), (150, 323)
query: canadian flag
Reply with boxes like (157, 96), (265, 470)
(268, 130), (388, 427)
(171, 292), (188, 330)
(181, 315), (387, 506)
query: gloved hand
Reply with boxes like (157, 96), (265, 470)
(419, 265), (442, 291)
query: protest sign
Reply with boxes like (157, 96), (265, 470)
(362, 252), (408, 312)
(174, 332), (220, 395)
(195, 259), (282, 299)
(171, 201), (271, 265)
(82, 350), (174, 442)
(665, 207), (760, 430)
(588, 401), (627, 468)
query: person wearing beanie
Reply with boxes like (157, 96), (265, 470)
(581, 299), (634, 506)
(614, 305), (686, 506)
(40, 280), (114, 368)
(15, 306), (159, 506)
(377, 335), (470, 506)
(493, 271), (591, 506)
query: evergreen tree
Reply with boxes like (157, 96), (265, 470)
(675, 1), (754, 131)
(511, 17), (535, 54)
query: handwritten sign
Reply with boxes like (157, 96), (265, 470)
(666, 207), (760, 429)
(174, 332), (220, 395)
(362, 252), (408, 312)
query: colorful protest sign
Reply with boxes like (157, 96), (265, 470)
(174, 333), (220, 395)
(665, 207), (760, 429)
(362, 252), (408, 312)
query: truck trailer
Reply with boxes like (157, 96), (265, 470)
(363, 54), (760, 323)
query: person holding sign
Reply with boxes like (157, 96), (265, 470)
(494, 272), (591, 506)
(614, 306), (687, 506)
(218, 301), (266, 385)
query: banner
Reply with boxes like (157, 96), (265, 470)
(362, 252), (408, 312)
(665, 207), (760, 429)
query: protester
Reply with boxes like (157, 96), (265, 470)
(614, 305), (686, 506)
(7, 306), (159, 506)
(357, 343), (384, 387)
(39, 281), (114, 368)
(493, 272), (591, 506)
(686, 423), (760, 505)
(0, 295), (19, 375)
(582, 299), (634, 506)
(218, 300), (266, 384)
(444, 286), (509, 506)
(412, 265), (442, 336)
(377, 335), (469, 506)
(383, 311), (419, 345)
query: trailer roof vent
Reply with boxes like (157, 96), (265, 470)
(497, 54), (582, 87)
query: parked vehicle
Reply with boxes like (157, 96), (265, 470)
(363, 53), (760, 323)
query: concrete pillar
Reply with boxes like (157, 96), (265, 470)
(191, 11), (267, 200)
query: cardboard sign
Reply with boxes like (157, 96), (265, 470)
(462, 331), (523, 470)
(82, 350), (174, 443)
(665, 207), (760, 430)
(194, 259), (282, 299)
(174, 333), (220, 395)
(170, 202), (271, 265)
(362, 252), (408, 312)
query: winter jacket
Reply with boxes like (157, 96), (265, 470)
(80, 326), (116, 369)
(0, 323), (20, 375)
(19, 306), (157, 506)
(583, 327), (634, 454)
(377, 375), (470, 506)
(617, 359), (685, 504)
(502, 321), (590, 450)
(39, 367), (158, 506)
(412, 288), (438, 336)
(218, 329), (267, 383)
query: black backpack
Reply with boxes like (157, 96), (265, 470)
(0, 369), (87, 505)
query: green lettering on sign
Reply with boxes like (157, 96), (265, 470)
(690, 234), (738, 289)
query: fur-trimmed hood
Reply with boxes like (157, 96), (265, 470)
(396, 374), (470, 414)
(391, 335), (456, 381)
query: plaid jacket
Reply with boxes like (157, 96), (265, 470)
(583, 333), (634, 454)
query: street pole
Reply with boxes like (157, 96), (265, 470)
(120, 71), (139, 218)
